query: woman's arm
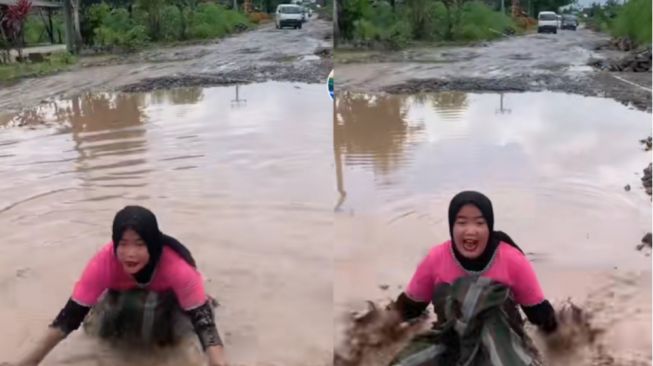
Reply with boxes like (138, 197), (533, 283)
(394, 292), (429, 321)
(16, 298), (90, 366)
(521, 300), (558, 333)
(15, 327), (67, 366)
(186, 301), (226, 366)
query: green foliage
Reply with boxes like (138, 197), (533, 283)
(0, 52), (77, 82)
(160, 5), (183, 41)
(456, 2), (516, 40)
(94, 8), (149, 51)
(339, 0), (517, 47)
(610, 0), (651, 45)
(188, 3), (250, 39)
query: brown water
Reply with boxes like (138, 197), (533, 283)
(0, 87), (650, 366)
(334, 91), (652, 365)
(0, 82), (335, 366)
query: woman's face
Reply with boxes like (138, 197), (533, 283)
(452, 204), (490, 259)
(116, 229), (150, 275)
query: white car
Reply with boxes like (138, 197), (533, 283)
(537, 11), (558, 34)
(275, 4), (304, 29)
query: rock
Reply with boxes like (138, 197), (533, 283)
(642, 232), (652, 247)
(379, 284), (389, 291)
(640, 136), (652, 151)
(624, 184), (631, 191)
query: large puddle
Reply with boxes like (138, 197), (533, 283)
(334, 91), (652, 365)
(0, 82), (335, 366)
(0, 86), (650, 365)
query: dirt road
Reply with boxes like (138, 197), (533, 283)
(0, 19), (332, 114)
(337, 28), (651, 111)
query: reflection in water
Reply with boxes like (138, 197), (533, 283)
(411, 91), (469, 121)
(231, 85), (247, 108)
(334, 92), (424, 175)
(495, 93), (511, 115)
(333, 91), (651, 267)
(150, 87), (204, 105)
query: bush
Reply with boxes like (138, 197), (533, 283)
(611, 0), (651, 46)
(189, 3), (250, 39)
(23, 16), (46, 45)
(94, 8), (149, 51)
(456, 2), (517, 41)
(161, 5), (183, 41)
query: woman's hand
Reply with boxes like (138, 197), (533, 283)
(206, 344), (227, 366)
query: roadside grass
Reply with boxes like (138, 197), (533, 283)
(0, 52), (77, 83)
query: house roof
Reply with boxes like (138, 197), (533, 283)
(0, 0), (62, 8)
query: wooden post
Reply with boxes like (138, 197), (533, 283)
(62, 0), (74, 53)
(47, 8), (54, 44)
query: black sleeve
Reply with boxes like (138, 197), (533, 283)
(521, 300), (558, 334)
(50, 298), (91, 336)
(395, 292), (429, 321)
(186, 301), (223, 350)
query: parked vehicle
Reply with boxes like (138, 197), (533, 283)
(561, 14), (578, 30)
(275, 4), (303, 29)
(538, 11), (559, 34)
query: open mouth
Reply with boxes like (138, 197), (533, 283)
(124, 261), (140, 270)
(462, 239), (479, 251)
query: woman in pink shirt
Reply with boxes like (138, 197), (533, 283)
(392, 191), (558, 362)
(14, 206), (227, 366)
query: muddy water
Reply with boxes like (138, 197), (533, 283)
(0, 82), (334, 366)
(334, 91), (651, 365)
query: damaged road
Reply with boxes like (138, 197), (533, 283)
(0, 19), (333, 113)
(337, 28), (651, 111)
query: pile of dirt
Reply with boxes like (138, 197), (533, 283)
(642, 163), (652, 196)
(595, 37), (636, 52)
(640, 137), (652, 151)
(336, 299), (618, 366)
(589, 48), (652, 72)
(637, 233), (652, 251)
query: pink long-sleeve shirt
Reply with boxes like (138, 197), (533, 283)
(406, 240), (545, 306)
(71, 242), (207, 310)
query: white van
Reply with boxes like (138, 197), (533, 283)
(275, 4), (304, 29)
(537, 11), (558, 34)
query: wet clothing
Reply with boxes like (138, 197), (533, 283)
(396, 191), (557, 334)
(405, 241), (545, 307)
(72, 243), (206, 310)
(392, 276), (544, 366)
(50, 205), (223, 351)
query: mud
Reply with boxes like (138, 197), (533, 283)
(0, 20), (333, 114)
(589, 48), (651, 73)
(336, 29), (652, 111)
(335, 298), (641, 366)
(334, 302), (429, 366)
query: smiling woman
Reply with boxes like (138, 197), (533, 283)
(10, 206), (227, 366)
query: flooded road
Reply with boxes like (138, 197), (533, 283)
(0, 82), (334, 366)
(0, 84), (650, 365)
(0, 19), (332, 115)
(334, 91), (651, 365)
(337, 28), (652, 111)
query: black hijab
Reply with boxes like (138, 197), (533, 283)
(112, 205), (196, 284)
(448, 191), (523, 272)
